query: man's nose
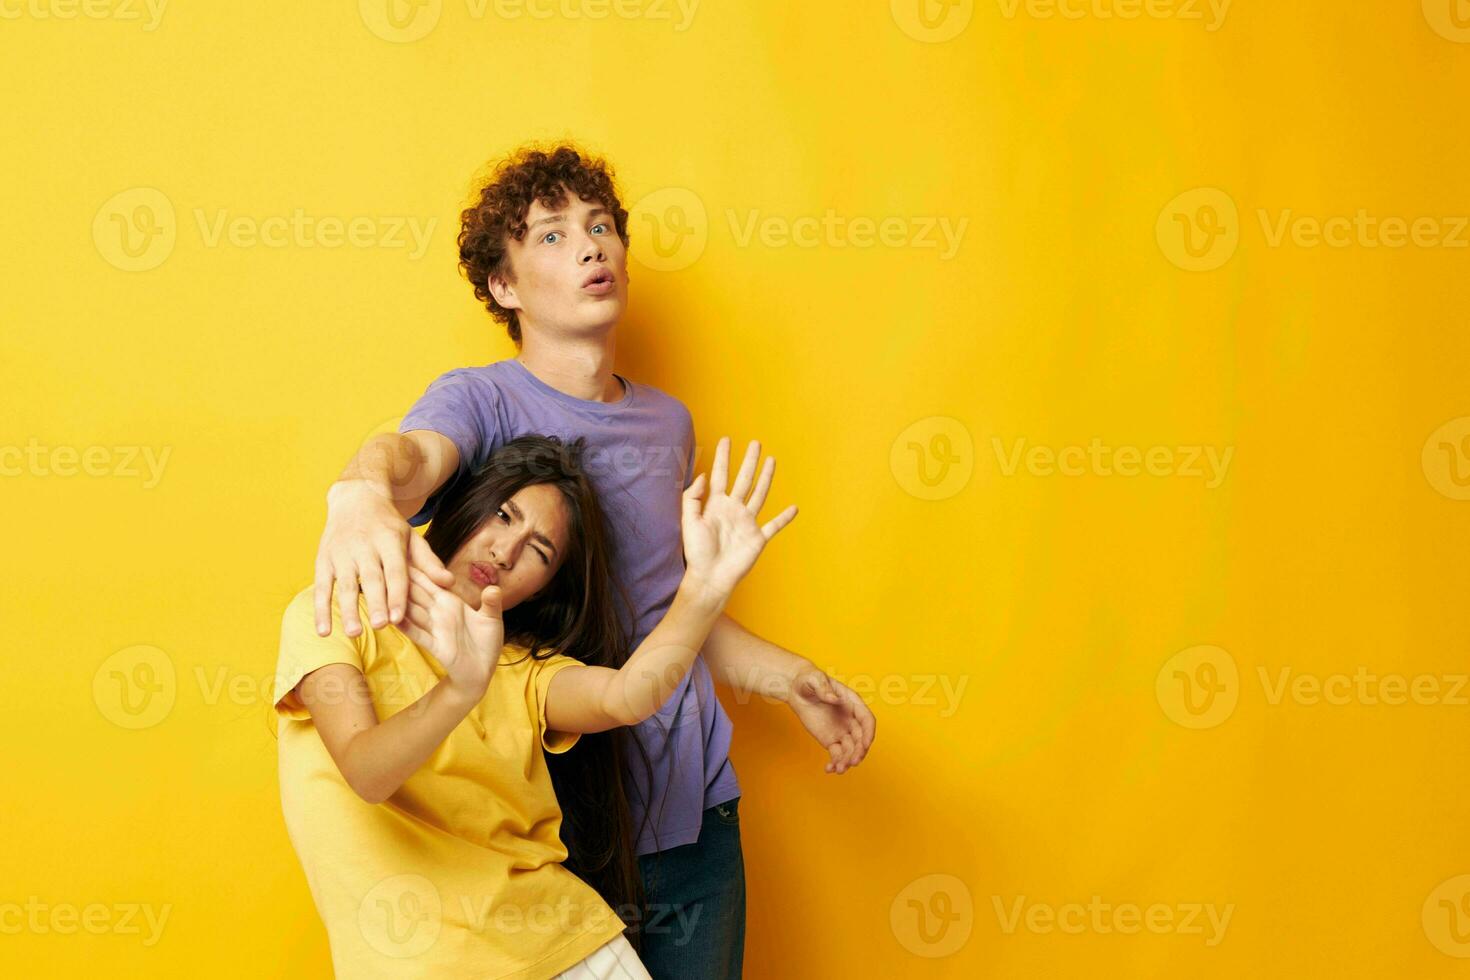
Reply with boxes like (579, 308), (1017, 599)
(578, 235), (605, 264)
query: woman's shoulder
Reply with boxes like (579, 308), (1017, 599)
(281, 586), (374, 635)
(496, 644), (581, 675)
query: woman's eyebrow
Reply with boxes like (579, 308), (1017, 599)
(505, 499), (558, 556)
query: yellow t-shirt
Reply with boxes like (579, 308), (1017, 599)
(273, 588), (625, 979)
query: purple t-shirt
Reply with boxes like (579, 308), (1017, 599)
(400, 357), (739, 855)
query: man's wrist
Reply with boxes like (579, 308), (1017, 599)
(327, 476), (391, 509)
(777, 658), (820, 704)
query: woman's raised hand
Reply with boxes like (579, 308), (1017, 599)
(403, 565), (504, 700)
(681, 437), (799, 599)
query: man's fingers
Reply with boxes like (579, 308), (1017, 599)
(825, 739), (843, 774)
(837, 732), (857, 773)
(847, 719), (868, 766)
(851, 694), (877, 748)
(314, 558), (336, 636)
(409, 533), (454, 587)
(357, 561), (389, 630)
(336, 569), (362, 637)
(728, 440), (760, 501)
(381, 536), (409, 624)
(761, 504), (799, 540)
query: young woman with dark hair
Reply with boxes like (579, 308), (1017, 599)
(274, 434), (795, 979)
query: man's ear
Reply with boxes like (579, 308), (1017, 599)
(488, 272), (520, 311)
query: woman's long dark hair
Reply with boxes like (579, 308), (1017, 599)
(422, 434), (654, 938)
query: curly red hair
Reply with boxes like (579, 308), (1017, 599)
(458, 143), (631, 345)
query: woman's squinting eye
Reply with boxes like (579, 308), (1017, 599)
(495, 506), (549, 565)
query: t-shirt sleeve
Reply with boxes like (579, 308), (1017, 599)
(399, 369), (502, 526)
(530, 653), (585, 755)
(273, 590), (368, 721)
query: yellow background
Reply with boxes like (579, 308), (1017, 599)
(4, 1), (1470, 976)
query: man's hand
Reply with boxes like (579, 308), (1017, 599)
(786, 668), (876, 775)
(314, 479), (454, 637)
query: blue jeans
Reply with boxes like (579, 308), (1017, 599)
(635, 798), (746, 979)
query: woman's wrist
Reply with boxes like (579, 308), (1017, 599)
(677, 571), (730, 615)
(436, 674), (488, 713)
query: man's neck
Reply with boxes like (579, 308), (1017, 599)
(515, 329), (624, 403)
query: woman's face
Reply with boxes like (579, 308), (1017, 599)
(445, 482), (572, 611)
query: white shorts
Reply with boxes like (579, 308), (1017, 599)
(554, 934), (651, 979)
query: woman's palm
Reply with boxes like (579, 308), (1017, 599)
(682, 437), (798, 594)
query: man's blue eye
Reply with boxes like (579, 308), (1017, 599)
(592, 223), (607, 234)
(543, 231), (561, 244)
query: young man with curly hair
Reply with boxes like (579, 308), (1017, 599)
(310, 143), (875, 979)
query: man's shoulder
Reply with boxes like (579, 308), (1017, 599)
(626, 375), (692, 423)
(415, 360), (515, 402)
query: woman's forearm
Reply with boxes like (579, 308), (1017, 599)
(315, 673), (482, 804)
(597, 576), (728, 725)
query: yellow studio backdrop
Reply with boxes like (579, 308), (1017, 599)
(3, 1), (1469, 977)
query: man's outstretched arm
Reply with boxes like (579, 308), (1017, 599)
(314, 429), (460, 637)
(702, 613), (876, 774)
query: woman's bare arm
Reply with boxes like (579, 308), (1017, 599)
(546, 436), (798, 735)
(292, 663), (484, 804)
(545, 577), (727, 733)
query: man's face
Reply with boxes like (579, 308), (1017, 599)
(490, 188), (629, 339)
